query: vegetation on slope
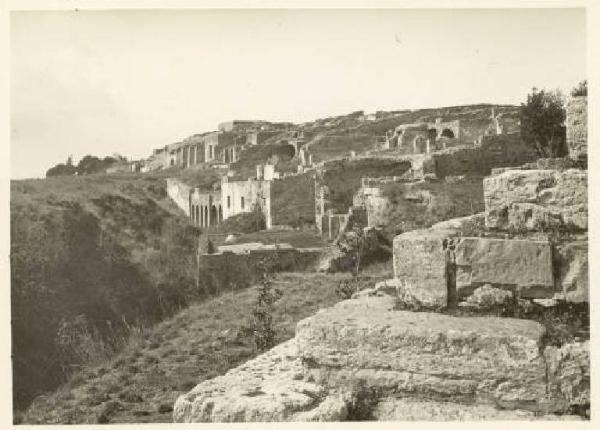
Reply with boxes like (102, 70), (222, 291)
(271, 173), (316, 227)
(19, 271), (390, 424)
(11, 175), (200, 411)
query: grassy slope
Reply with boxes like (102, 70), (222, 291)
(20, 271), (391, 424)
(11, 174), (199, 411)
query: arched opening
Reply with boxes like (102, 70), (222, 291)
(204, 206), (209, 227)
(427, 129), (438, 141)
(195, 205), (200, 226)
(218, 205), (223, 223)
(441, 129), (455, 138)
(413, 136), (427, 154)
(211, 205), (217, 225)
(200, 205), (204, 226)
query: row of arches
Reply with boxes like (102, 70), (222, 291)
(190, 203), (223, 227)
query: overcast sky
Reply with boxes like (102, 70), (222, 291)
(10, 8), (585, 179)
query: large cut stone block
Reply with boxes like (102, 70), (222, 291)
(295, 295), (552, 411)
(392, 229), (453, 307)
(484, 169), (587, 232)
(454, 237), (554, 298)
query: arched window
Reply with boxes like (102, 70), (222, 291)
(441, 129), (455, 138)
(241, 196), (245, 209)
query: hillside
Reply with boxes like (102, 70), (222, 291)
(10, 174), (200, 411)
(304, 104), (519, 162)
(19, 271), (390, 424)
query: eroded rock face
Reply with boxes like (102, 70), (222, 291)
(454, 237), (554, 298)
(483, 169), (587, 232)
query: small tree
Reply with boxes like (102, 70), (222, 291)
(520, 87), (566, 158)
(241, 258), (282, 351)
(334, 224), (367, 297)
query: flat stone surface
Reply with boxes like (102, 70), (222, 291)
(484, 169), (587, 232)
(454, 237), (554, 298)
(295, 295), (548, 408)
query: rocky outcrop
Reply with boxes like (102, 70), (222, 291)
(483, 169), (587, 232)
(173, 295), (589, 422)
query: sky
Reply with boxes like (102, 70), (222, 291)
(10, 8), (586, 179)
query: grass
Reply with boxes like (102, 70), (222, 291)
(20, 271), (389, 424)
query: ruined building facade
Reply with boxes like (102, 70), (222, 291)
(383, 108), (520, 155)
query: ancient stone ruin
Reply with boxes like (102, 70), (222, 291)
(172, 101), (589, 422)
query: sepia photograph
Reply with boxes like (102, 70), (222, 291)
(6, 2), (591, 425)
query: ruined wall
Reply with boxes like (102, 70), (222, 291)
(166, 178), (192, 216)
(197, 247), (323, 293)
(221, 177), (272, 228)
(566, 96), (587, 160)
(190, 189), (222, 227)
(430, 134), (538, 179)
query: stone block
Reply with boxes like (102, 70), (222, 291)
(295, 295), (552, 411)
(454, 237), (554, 298)
(555, 241), (588, 302)
(484, 169), (587, 232)
(392, 229), (453, 307)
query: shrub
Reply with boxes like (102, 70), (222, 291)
(238, 259), (283, 351)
